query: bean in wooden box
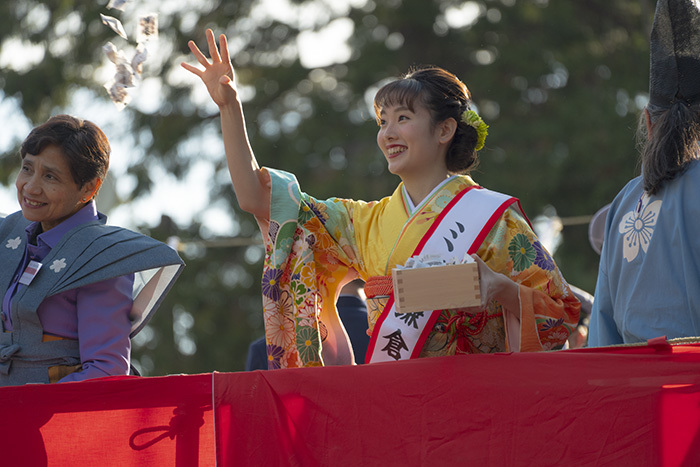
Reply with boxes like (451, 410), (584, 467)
(392, 263), (480, 314)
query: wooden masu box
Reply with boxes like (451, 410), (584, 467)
(392, 263), (481, 314)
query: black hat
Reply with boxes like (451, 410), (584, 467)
(649, 0), (700, 108)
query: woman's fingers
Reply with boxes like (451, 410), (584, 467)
(206, 28), (222, 64)
(188, 40), (207, 65)
(180, 29), (236, 106)
(181, 32), (224, 79)
(219, 34), (231, 69)
(180, 61), (203, 77)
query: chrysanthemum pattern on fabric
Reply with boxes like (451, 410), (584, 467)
(262, 268), (283, 301)
(265, 312), (294, 349)
(266, 344), (285, 369)
(260, 178), (357, 367)
(540, 317), (564, 332)
(508, 233), (536, 272)
(479, 209), (578, 351)
(533, 241), (555, 271)
(297, 326), (321, 363)
(262, 170), (579, 367)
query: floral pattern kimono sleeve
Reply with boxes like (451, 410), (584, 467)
(260, 169), (364, 368)
(477, 207), (581, 351)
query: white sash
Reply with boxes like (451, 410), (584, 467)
(366, 186), (518, 363)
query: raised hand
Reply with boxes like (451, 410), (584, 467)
(181, 29), (238, 107)
(181, 29), (270, 219)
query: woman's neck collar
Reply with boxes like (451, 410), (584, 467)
(402, 172), (452, 206)
(402, 174), (457, 210)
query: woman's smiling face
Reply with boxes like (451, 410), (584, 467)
(376, 101), (446, 180)
(16, 144), (95, 232)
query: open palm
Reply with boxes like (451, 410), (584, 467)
(181, 29), (237, 107)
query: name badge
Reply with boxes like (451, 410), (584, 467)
(19, 260), (42, 286)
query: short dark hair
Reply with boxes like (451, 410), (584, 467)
(373, 66), (479, 174)
(20, 114), (110, 188)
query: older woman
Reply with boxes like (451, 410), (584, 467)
(0, 115), (183, 385)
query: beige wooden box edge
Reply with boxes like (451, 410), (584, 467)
(391, 263), (480, 314)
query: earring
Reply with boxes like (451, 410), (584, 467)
(81, 198), (87, 203)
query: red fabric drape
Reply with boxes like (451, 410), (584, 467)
(3, 373), (215, 466)
(214, 343), (700, 466)
(3, 344), (700, 466)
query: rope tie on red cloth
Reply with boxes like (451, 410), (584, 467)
(365, 275), (393, 298)
(129, 405), (206, 450)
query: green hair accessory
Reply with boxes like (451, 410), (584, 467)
(461, 109), (488, 151)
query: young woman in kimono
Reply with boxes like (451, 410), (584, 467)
(183, 30), (580, 368)
(0, 115), (183, 385)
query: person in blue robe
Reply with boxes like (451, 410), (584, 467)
(589, 0), (700, 346)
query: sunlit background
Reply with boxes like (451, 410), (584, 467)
(0, 0), (391, 230)
(0, 0), (655, 374)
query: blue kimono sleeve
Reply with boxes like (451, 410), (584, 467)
(588, 262), (623, 346)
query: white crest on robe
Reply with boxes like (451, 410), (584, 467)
(618, 193), (662, 262)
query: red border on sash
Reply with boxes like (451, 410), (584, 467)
(410, 190), (518, 358)
(364, 295), (395, 362)
(365, 186), (526, 363)
(365, 186), (478, 362)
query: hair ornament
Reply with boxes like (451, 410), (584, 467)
(461, 109), (488, 151)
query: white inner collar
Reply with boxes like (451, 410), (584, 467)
(403, 175), (457, 213)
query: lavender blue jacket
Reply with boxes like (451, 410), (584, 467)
(0, 210), (183, 386)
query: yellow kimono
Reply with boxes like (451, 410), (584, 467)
(257, 169), (580, 368)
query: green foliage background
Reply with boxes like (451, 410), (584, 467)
(0, 0), (655, 374)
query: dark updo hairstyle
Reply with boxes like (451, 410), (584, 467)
(20, 114), (110, 190)
(373, 66), (480, 174)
